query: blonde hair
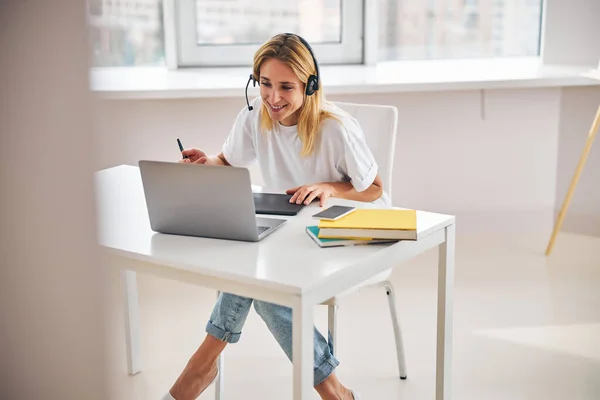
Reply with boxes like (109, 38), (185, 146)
(253, 33), (337, 157)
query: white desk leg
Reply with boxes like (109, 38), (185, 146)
(215, 291), (224, 400)
(121, 270), (141, 375)
(292, 298), (313, 400)
(436, 224), (455, 400)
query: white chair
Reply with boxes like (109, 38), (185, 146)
(322, 102), (407, 380)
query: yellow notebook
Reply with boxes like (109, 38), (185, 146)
(318, 209), (417, 240)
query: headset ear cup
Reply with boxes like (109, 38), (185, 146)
(306, 75), (318, 96)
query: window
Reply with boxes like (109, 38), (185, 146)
(87, 0), (165, 67)
(89, 0), (545, 68)
(174, 0), (363, 67)
(378, 0), (543, 61)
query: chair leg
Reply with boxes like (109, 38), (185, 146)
(383, 281), (407, 379)
(215, 353), (224, 400)
(327, 304), (338, 356)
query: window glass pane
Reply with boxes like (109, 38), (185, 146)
(379, 0), (543, 61)
(195, 0), (342, 45)
(87, 0), (165, 67)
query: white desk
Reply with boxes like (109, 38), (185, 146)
(95, 165), (456, 400)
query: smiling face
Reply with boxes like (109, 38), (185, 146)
(259, 58), (305, 126)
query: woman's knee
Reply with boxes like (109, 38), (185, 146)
(253, 300), (270, 318)
(253, 300), (290, 322)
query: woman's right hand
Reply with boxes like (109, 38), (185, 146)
(179, 148), (211, 164)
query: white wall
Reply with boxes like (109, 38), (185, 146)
(94, 85), (600, 235)
(331, 89), (561, 213)
(0, 0), (107, 399)
(542, 0), (600, 66)
(555, 87), (600, 236)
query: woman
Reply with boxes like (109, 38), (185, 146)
(164, 33), (390, 400)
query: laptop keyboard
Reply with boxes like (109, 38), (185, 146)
(257, 225), (269, 235)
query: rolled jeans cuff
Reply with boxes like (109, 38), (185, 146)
(206, 320), (242, 344)
(313, 354), (340, 386)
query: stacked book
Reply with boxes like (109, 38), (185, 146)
(306, 209), (418, 248)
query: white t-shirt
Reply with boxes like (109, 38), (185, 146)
(222, 97), (391, 206)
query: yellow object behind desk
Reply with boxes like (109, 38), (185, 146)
(318, 209), (418, 240)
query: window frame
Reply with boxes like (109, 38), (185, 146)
(168, 0), (364, 68)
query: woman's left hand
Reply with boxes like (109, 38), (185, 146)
(286, 183), (336, 207)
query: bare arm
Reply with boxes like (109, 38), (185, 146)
(326, 175), (384, 203)
(180, 149), (231, 166)
(207, 152), (231, 166)
(287, 175), (384, 206)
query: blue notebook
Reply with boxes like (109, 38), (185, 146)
(306, 226), (397, 248)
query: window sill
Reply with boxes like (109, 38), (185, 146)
(90, 57), (600, 100)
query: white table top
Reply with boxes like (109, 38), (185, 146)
(95, 165), (455, 295)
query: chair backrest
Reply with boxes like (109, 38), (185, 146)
(332, 102), (398, 202)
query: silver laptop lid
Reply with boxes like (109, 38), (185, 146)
(139, 160), (262, 242)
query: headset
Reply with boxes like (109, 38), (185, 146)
(245, 33), (320, 111)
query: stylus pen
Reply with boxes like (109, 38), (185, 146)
(177, 138), (188, 159)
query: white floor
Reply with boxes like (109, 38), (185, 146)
(106, 228), (600, 400)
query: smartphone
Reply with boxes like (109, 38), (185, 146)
(312, 205), (356, 221)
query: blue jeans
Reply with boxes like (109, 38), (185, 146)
(205, 292), (340, 386)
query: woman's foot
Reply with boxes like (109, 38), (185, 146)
(340, 387), (355, 400)
(168, 361), (218, 400)
(315, 372), (355, 400)
(324, 386), (353, 400)
(167, 335), (226, 400)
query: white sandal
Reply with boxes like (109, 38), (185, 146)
(350, 389), (361, 400)
(161, 368), (219, 400)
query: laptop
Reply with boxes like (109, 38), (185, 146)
(138, 160), (287, 242)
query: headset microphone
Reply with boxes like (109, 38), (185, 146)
(245, 74), (255, 111)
